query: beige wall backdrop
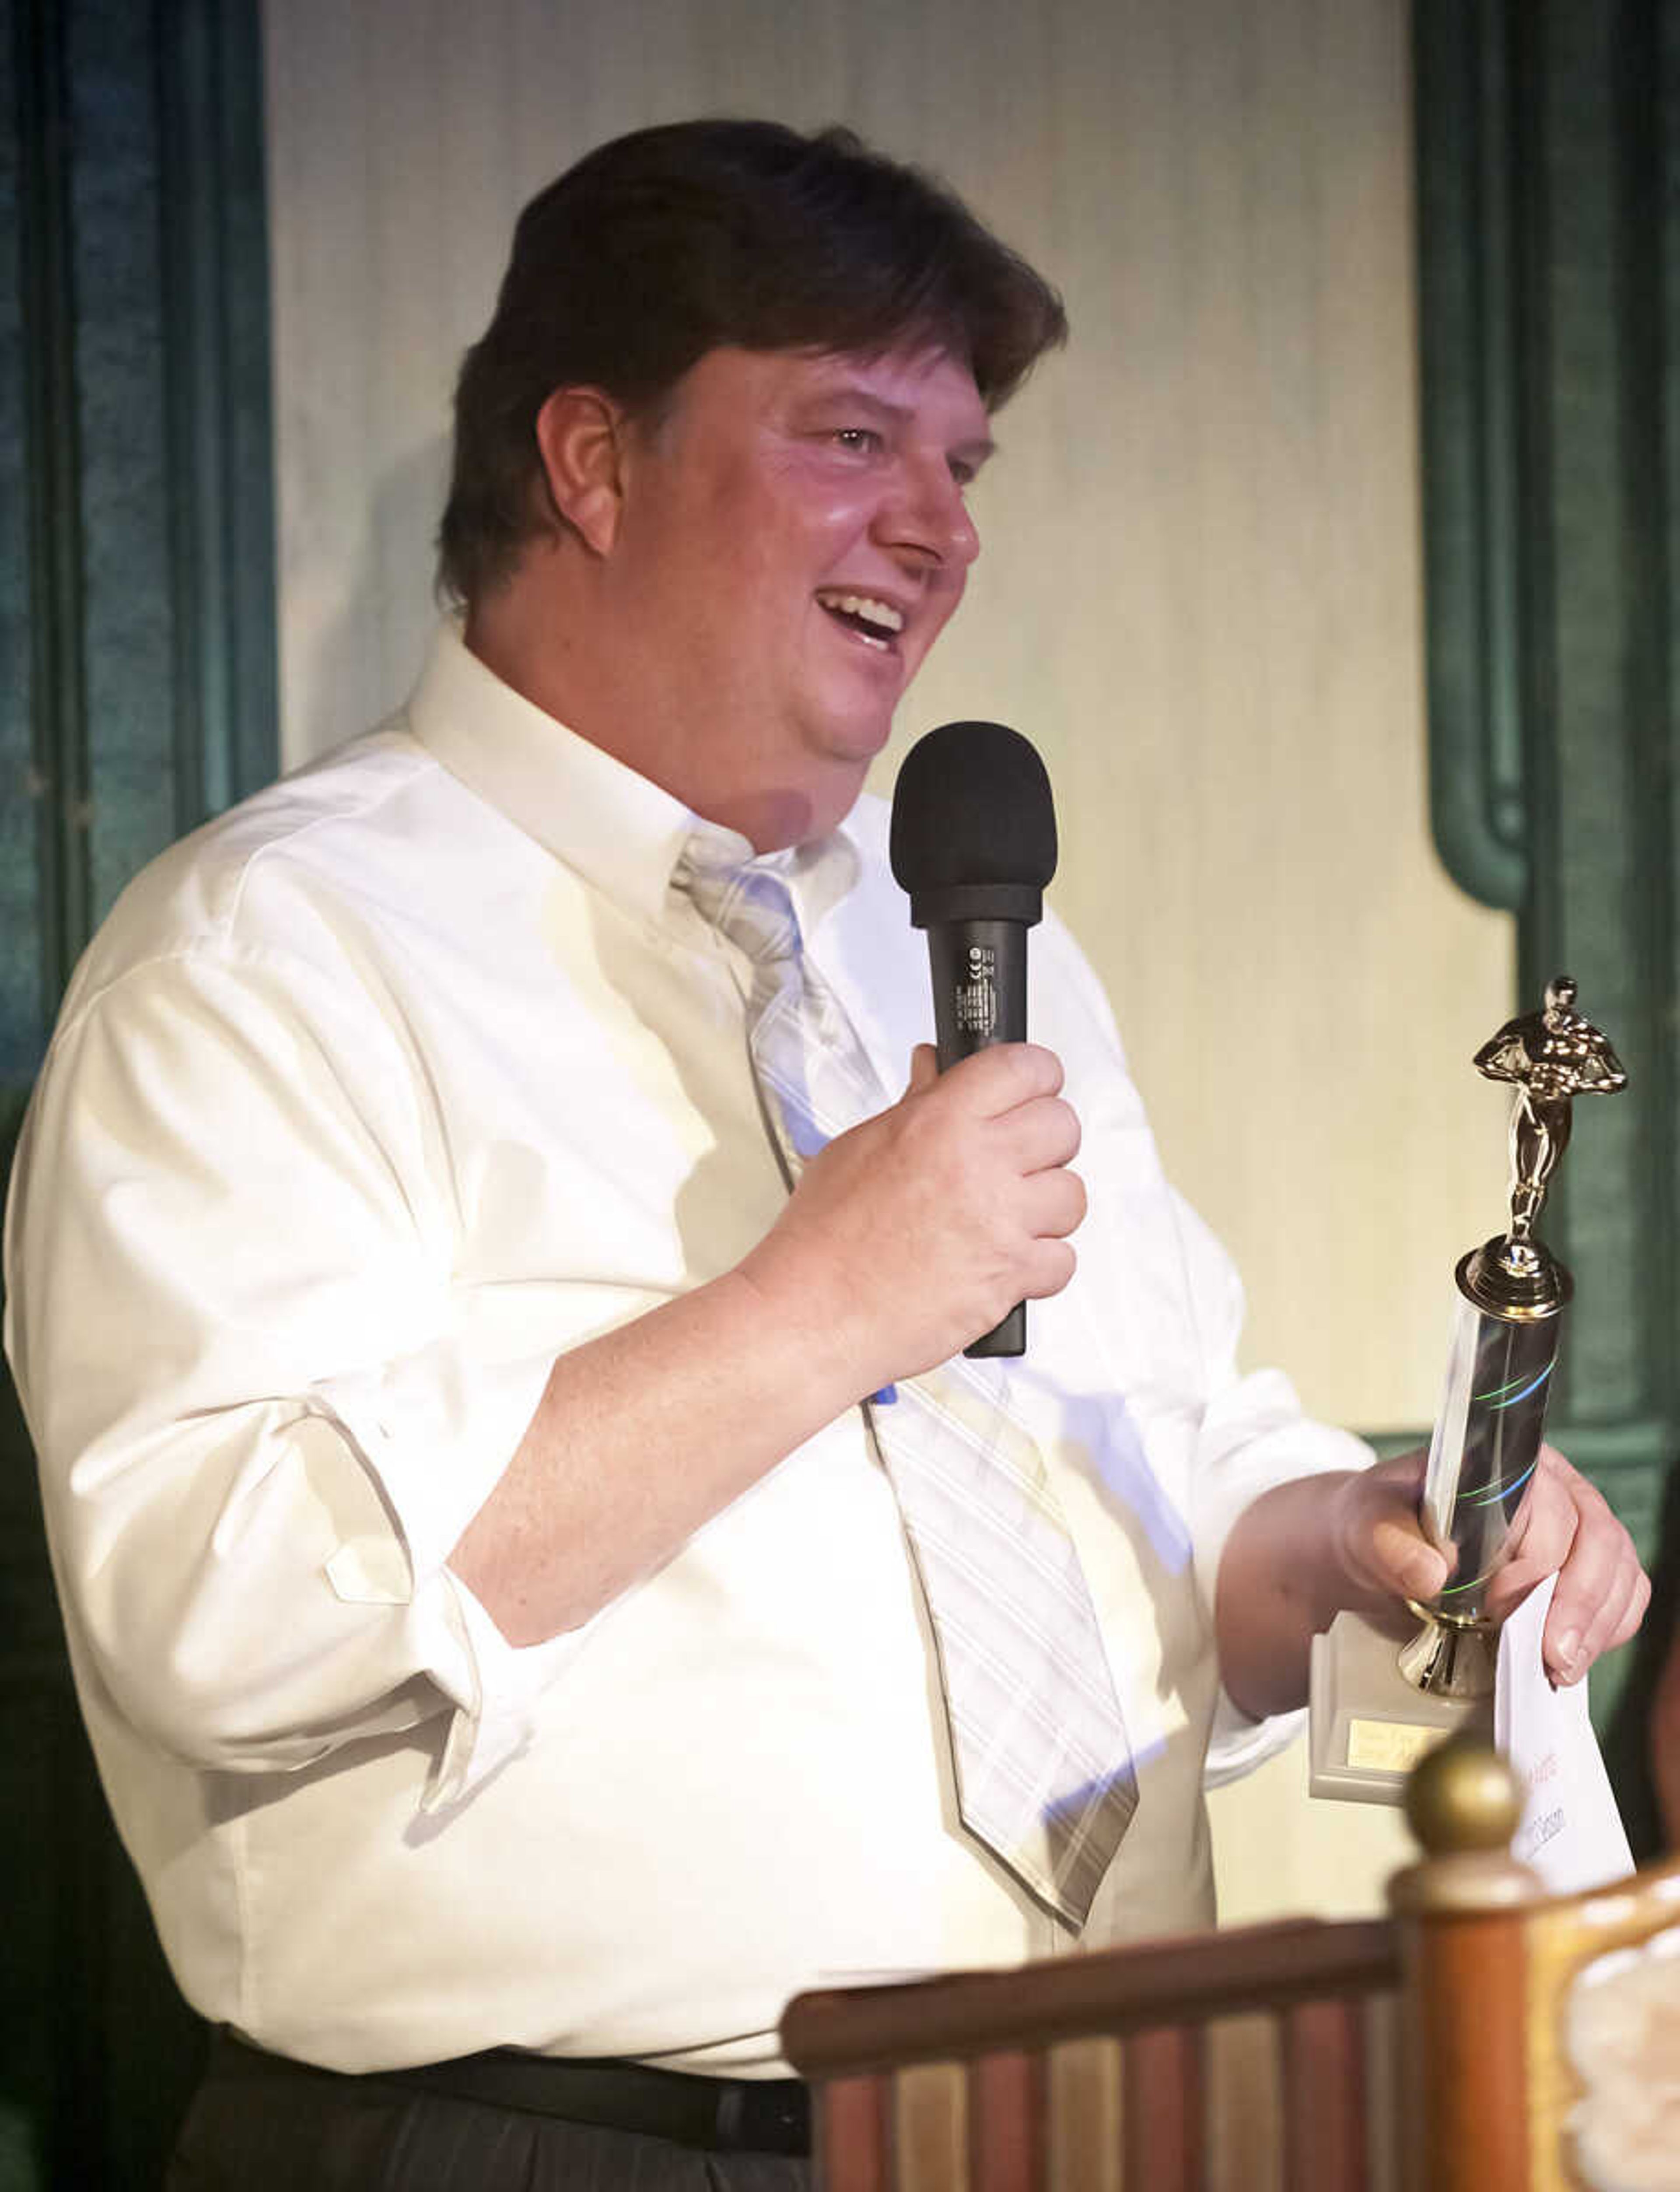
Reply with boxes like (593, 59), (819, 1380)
(262, 0), (1514, 1921)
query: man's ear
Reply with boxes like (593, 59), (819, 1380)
(534, 386), (629, 557)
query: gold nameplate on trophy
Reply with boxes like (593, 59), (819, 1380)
(1345, 1720), (1452, 1775)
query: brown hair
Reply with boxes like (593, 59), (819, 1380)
(437, 119), (1066, 603)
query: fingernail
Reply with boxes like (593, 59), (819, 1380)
(1548, 1629), (1584, 1684)
(1408, 1554), (1449, 1601)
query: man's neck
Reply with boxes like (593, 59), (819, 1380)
(461, 565), (864, 855)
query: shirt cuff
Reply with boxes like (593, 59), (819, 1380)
(1204, 1692), (1309, 1785)
(311, 1342), (586, 1806)
(1189, 1368), (1374, 1631)
(312, 1340), (556, 1574)
(1191, 1370), (1375, 1786)
(425, 1572), (592, 1810)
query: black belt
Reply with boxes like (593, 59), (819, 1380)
(209, 2030), (811, 2157)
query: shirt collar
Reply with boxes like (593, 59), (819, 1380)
(679, 819), (861, 944)
(405, 620), (862, 938)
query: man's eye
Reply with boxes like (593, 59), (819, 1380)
(832, 428), (882, 454)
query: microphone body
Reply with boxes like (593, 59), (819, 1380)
(926, 918), (1029, 1354)
(925, 919), (1026, 1065)
(889, 722), (1058, 1361)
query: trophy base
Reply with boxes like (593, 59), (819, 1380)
(1394, 1605), (1498, 1699)
(1308, 1610), (1494, 1806)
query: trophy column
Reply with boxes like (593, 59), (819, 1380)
(1308, 977), (1625, 1803)
(1396, 1237), (1566, 1700)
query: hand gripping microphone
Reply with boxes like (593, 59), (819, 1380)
(889, 720), (1057, 1359)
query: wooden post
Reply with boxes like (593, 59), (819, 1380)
(1387, 1736), (1540, 2192)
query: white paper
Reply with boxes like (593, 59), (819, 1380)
(1494, 1574), (1634, 1893)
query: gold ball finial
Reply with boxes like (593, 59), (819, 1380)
(1404, 1735), (1523, 1857)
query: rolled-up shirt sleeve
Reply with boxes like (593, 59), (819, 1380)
(4, 940), (577, 1806)
(1168, 1189), (1376, 1783)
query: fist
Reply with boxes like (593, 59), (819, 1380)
(740, 1042), (1086, 1390)
(1332, 1444), (1649, 1683)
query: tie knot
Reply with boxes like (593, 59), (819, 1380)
(676, 847), (802, 967)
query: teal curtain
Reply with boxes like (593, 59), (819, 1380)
(0, 0), (277, 2181)
(1415, 0), (1680, 1806)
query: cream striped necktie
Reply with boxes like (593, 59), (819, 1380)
(677, 839), (1138, 1929)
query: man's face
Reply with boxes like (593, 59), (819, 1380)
(606, 344), (993, 849)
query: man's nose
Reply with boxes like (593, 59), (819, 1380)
(880, 456), (981, 571)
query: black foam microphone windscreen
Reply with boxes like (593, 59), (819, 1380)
(889, 720), (1057, 930)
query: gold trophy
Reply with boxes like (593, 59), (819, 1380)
(1308, 977), (1627, 1802)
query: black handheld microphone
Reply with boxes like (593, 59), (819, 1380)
(889, 720), (1057, 1359)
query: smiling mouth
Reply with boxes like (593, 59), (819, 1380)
(816, 590), (905, 652)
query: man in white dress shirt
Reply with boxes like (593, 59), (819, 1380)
(2, 120), (1648, 2189)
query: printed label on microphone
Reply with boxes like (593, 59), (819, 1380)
(954, 942), (999, 1039)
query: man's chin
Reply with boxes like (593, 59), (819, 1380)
(814, 696), (900, 768)
(728, 756), (876, 852)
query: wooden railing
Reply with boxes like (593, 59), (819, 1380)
(780, 1740), (1680, 2192)
(782, 1916), (1403, 2192)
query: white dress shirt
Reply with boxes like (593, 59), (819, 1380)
(3, 623), (1370, 2075)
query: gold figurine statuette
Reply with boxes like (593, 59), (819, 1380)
(1471, 975), (1628, 1252)
(1308, 976), (1627, 1803)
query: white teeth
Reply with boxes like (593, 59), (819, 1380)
(817, 591), (905, 636)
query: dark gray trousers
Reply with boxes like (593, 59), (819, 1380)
(167, 2059), (813, 2192)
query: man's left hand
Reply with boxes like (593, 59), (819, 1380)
(1334, 1444), (1650, 1686)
